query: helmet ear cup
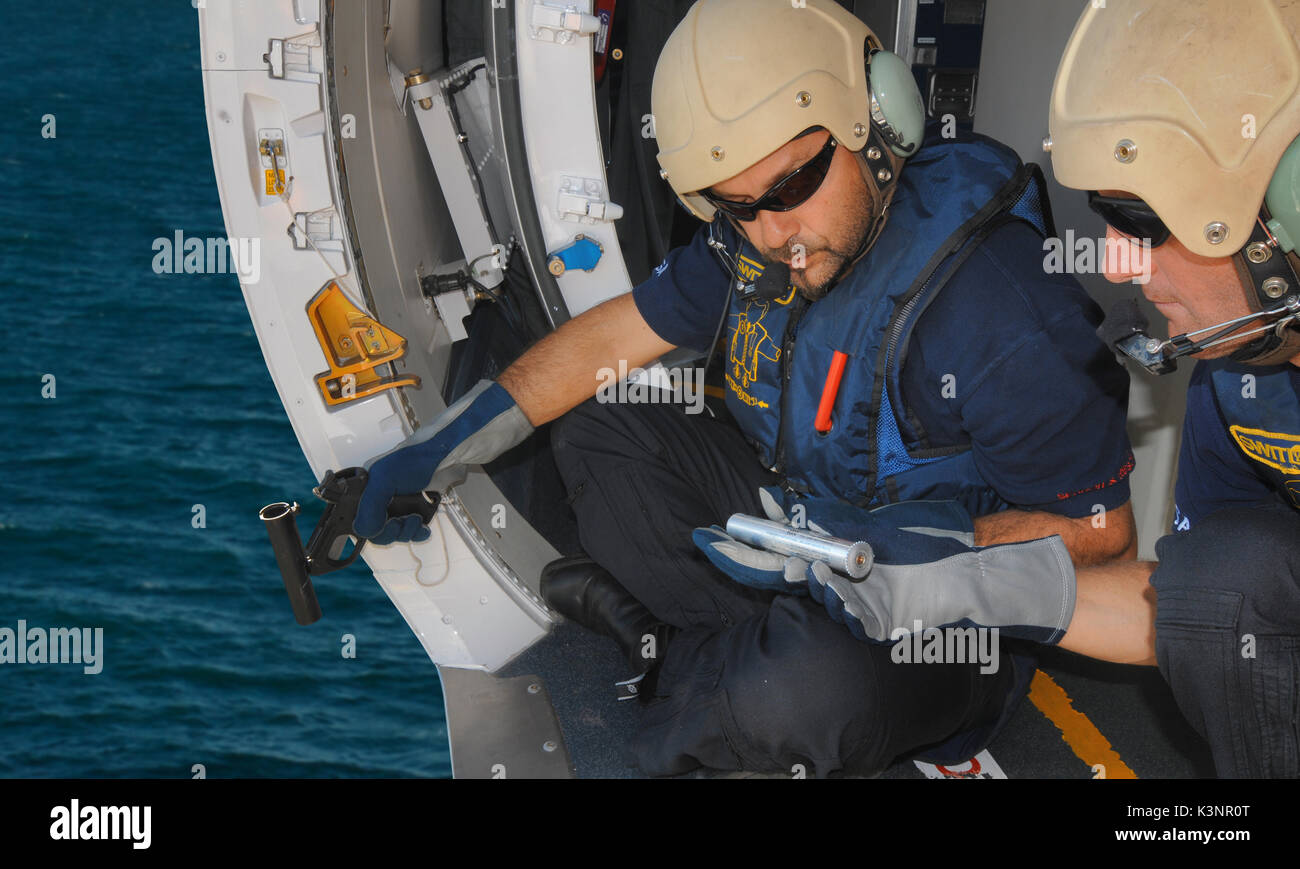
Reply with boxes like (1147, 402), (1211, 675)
(866, 49), (925, 157)
(1265, 134), (1300, 254)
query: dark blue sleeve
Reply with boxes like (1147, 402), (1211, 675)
(1172, 362), (1278, 531)
(905, 222), (1135, 519)
(631, 222), (731, 355)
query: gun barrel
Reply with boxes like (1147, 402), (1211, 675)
(260, 501), (324, 625)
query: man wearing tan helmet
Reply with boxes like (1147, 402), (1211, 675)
(810, 0), (1300, 777)
(352, 0), (1139, 776)
(1033, 0), (1300, 778)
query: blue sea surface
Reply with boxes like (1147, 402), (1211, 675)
(0, 2), (450, 777)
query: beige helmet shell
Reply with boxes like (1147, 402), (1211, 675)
(1048, 0), (1300, 258)
(652, 0), (883, 223)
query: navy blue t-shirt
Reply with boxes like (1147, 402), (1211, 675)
(632, 220), (1134, 519)
(1173, 360), (1300, 531)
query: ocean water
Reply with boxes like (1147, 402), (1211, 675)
(0, 2), (450, 777)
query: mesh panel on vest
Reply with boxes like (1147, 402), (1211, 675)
(1010, 181), (1047, 237)
(875, 381), (942, 480)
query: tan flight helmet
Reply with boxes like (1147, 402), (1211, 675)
(651, 0), (926, 225)
(1048, 0), (1300, 364)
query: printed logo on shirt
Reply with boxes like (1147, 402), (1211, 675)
(729, 298), (782, 394)
(736, 254), (765, 283)
(1286, 480), (1300, 509)
(1228, 425), (1300, 475)
(653, 259), (668, 277)
(1172, 504), (1191, 532)
(724, 260), (798, 407)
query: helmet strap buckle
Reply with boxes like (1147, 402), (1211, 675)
(1227, 211), (1300, 365)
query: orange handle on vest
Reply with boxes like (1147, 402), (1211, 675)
(814, 351), (848, 433)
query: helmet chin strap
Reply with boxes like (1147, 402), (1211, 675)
(1225, 214), (1300, 366)
(1099, 213), (1300, 374)
(821, 147), (899, 288)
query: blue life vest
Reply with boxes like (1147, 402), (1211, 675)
(718, 132), (1053, 517)
(1206, 359), (1300, 511)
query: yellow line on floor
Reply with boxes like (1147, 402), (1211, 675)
(1028, 670), (1138, 779)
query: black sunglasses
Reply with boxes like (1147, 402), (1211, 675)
(1087, 191), (1171, 247)
(702, 135), (838, 222)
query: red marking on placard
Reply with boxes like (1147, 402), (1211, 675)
(936, 757), (982, 778)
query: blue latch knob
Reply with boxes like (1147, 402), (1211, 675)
(546, 234), (604, 276)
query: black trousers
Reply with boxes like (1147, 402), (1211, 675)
(1151, 501), (1300, 778)
(550, 397), (1028, 777)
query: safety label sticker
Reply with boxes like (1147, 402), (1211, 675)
(913, 750), (1008, 779)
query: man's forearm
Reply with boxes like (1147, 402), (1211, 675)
(973, 502), (1138, 566)
(1060, 559), (1158, 665)
(496, 293), (673, 426)
(975, 504), (1155, 664)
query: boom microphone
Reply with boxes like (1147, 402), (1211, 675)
(1100, 296), (1300, 375)
(752, 260), (792, 302)
(1097, 298), (1148, 348)
(1097, 299), (1176, 375)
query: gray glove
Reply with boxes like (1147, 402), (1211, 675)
(808, 535), (1077, 645)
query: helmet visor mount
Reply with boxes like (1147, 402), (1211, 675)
(701, 133), (838, 223)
